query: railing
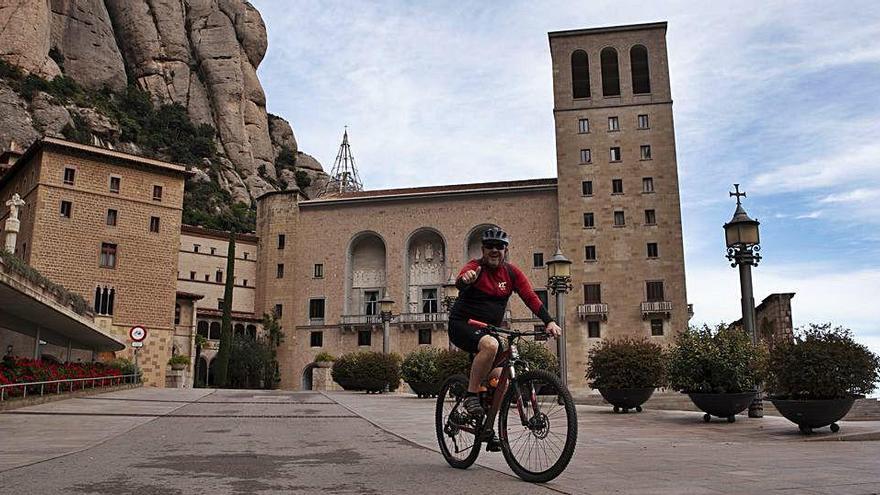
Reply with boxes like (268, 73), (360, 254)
(0, 373), (140, 401)
(641, 301), (673, 319)
(398, 312), (448, 323)
(577, 303), (608, 320)
(340, 314), (381, 325)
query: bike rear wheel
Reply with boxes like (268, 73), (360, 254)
(435, 374), (481, 469)
(498, 369), (577, 483)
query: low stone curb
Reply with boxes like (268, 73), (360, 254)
(0, 382), (142, 412)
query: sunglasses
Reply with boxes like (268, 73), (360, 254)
(482, 242), (506, 251)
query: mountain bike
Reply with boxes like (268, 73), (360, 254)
(435, 319), (578, 483)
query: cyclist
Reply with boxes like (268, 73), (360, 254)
(448, 227), (562, 421)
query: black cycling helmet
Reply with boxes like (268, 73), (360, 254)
(481, 227), (509, 246)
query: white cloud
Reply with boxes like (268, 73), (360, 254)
(819, 188), (880, 204)
(794, 211), (821, 219)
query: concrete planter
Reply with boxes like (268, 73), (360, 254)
(687, 391), (756, 423)
(170, 363), (187, 371)
(314, 361), (333, 369)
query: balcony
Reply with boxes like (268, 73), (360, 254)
(340, 314), (381, 332)
(399, 311), (448, 331)
(577, 303), (608, 321)
(641, 301), (673, 319)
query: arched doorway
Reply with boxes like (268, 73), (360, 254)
(195, 356), (208, 387)
(301, 363), (317, 390)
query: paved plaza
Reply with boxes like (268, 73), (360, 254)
(0, 388), (878, 494)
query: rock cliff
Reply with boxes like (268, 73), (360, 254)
(0, 0), (326, 221)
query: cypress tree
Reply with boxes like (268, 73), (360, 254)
(213, 231), (236, 387)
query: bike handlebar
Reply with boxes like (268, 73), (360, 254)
(467, 318), (548, 338)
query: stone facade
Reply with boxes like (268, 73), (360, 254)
(549, 23), (688, 388)
(0, 138), (187, 386)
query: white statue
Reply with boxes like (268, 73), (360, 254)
(5, 193), (24, 221)
(424, 242), (434, 261)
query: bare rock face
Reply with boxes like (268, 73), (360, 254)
(49, 0), (127, 91)
(295, 151), (324, 172)
(0, 0), (61, 79)
(0, 82), (40, 147)
(31, 91), (72, 137)
(268, 114), (297, 154)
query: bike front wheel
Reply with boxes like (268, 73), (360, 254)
(498, 369), (577, 483)
(435, 374), (481, 469)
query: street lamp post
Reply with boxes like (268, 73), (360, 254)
(723, 183), (763, 418)
(378, 294), (396, 355)
(442, 278), (459, 350)
(546, 247), (572, 388)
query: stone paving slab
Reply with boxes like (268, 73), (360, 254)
(330, 391), (880, 494)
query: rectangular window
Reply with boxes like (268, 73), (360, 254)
(651, 319), (664, 336)
(647, 242), (659, 258)
(638, 114), (649, 129)
(358, 330), (372, 346)
(613, 211), (626, 226)
(276, 263), (284, 278)
(152, 185), (163, 201)
(243, 279), (248, 287)
(63, 167), (75, 185)
(210, 247), (216, 255)
(578, 118), (589, 134)
(109, 176), (120, 193)
(364, 291), (378, 316)
(608, 116), (619, 131)
(93, 286), (115, 315)
(314, 263), (324, 278)
(217, 299), (225, 310)
(243, 252), (249, 260)
(278, 234), (286, 249)
(149, 216), (160, 233)
(189, 271), (196, 280)
(585, 245), (597, 261)
(642, 177), (654, 193)
(610, 147), (621, 162)
(646, 281), (665, 302)
(584, 283), (601, 304)
(583, 212), (594, 228)
(587, 321), (601, 338)
(215, 270), (222, 283)
(612, 179), (623, 194)
(193, 244), (200, 253)
(418, 328), (432, 345)
(310, 331), (323, 347)
(60, 200), (72, 218)
(309, 298), (326, 320)
(582, 180), (593, 196)
(204, 274), (209, 282)
(535, 289), (548, 309)
(579, 149), (591, 164)
(106, 209), (117, 226)
(422, 288), (438, 313)
(100, 243), (117, 268)
(640, 145), (652, 160)
(645, 209), (656, 225)
(274, 303), (283, 318)
(533, 252), (544, 268)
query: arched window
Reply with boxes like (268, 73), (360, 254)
(197, 321), (209, 338)
(246, 325), (257, 339)
(600, 47), (620, 97)
(234, 323), (244, 337)
(630, 45), (651, 94)
(209, 321), (221, 340)
(570, 50), (590, 99)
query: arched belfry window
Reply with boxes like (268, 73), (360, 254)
(571, 50), (590, 99)
(630, 45), (651, 94)
(600, 47), (620, 97)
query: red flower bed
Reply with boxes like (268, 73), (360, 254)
(0, 357), (126, 398)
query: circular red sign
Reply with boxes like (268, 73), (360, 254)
(129, 326), (147, 342)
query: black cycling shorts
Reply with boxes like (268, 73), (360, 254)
(448, 319), (486, 353)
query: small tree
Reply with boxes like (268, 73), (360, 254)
(213, 232), (236, 387)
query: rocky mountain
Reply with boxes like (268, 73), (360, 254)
(0, 0), (327, 228)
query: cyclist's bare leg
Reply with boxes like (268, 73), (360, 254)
(468, 335), (498, 394)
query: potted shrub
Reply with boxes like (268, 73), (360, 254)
(435, 349), (471, 383)
(516, 339), (560, 375)
(313, 352), (335, 368)
(587, 337), (666, 413)
(331, 352), (364, 391)
(667, 324), (766, 423)
(331, 351), (402, 393)
(168, 354), (190, 371)
(767, 324), (880, 434)
(401, 347), (442, 398)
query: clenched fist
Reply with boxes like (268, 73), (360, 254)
(460, 265), (482, 284)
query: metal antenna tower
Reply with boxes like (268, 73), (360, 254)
(321, 127), (363, 196)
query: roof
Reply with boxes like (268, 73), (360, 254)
(176, 291), (205, 301)
(196, 308), (263, 323)
(299, 178), (557, 206)
(0, 137), (191, 190)
(548, 22), (667, 39)
(181, 224), (258, 243)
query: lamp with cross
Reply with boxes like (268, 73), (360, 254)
(546, 237), (572, 388)
(722, 183), (763, 417)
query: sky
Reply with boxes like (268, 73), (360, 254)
(251, 0), (880, 357)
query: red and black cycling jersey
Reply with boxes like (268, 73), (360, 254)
(449, 259), (554, 326)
